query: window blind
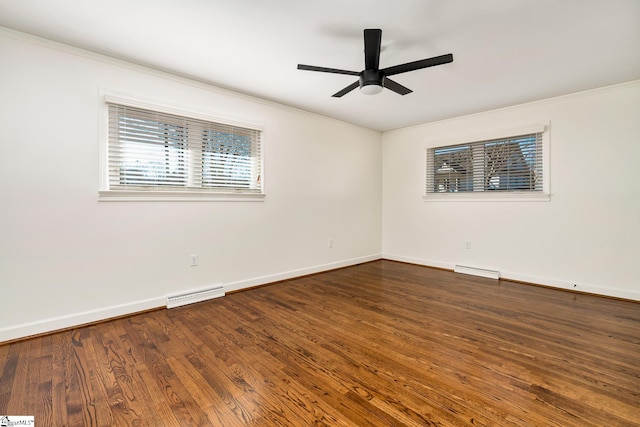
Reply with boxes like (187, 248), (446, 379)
(107, 103), (262, 193)
(426, 132), (543, 194)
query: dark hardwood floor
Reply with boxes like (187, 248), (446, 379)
(1, 260), (639, 426)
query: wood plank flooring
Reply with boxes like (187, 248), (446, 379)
(1, 260), (639, 426)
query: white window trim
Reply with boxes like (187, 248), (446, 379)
(98, 90), (265, 202)
(98, 190), (266, 202)
(423, 123), (550, 202)
(422, 191), (550, 202)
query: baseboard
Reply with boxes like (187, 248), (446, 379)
(222, 254), (382, 293)
(0, 296), (166, 343)
(501, 271), (640, 302)
(382, 253), (640, 302)
(381, 253), (455, 271)
(0, 253), (382, 343)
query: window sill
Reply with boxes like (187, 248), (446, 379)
(423, 192), (550, 202)
(98, 190), (265, 202)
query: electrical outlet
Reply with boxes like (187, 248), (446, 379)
(190, 254), (198, 267)
(465, 241), (471, 249)
(328, 239), (333, 248)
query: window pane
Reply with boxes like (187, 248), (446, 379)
(107, 102), (262, 194)
(201, 130), (255, 189)
(426, 131), (543, 195)
(117, 114), (187, 187)
(432, 145), (472, 192)
(484, 135), (538, 191)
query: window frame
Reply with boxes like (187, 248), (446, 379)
(423, 124), (550, 202)
(98, 92), (265, 202)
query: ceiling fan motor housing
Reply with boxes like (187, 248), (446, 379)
(360, 69), (384, 89)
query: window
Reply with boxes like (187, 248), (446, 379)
(103, 100), (262, 200)
(426, 126), (547, 199)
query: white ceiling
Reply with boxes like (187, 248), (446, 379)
(1, 0), (639, 132)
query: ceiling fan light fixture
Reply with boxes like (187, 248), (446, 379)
(360, 84), (383, 95)
(359, 69), (384, 95)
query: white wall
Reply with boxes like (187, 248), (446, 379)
(0, 29), (382, 342)
(382, 80), (640, 300)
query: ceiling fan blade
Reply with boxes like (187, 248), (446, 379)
(297, 64), (359, 76)
(364, 29), (382, 70)
(383, 78), (412, 95)
(332, 81), (360, 97)
(382, 53), (453, 76)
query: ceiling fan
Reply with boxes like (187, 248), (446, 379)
(297, 29), (453, 97)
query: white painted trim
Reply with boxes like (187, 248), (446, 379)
(98, 190), (266, 202)
(0, 297), (165, 343)
(501, 271), (640, 302)
(423, 192), (550, 202)
(0, 254), (382, 343)
(423, 123), (547, 150)
(382, 253), (640, 302)
(223, 254), (383, 293)
(103, 91), (265, 131)
(381, 253), (455, 271)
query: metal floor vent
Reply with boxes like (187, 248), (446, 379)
(166, 285), (225, 309)
(454, 265), (500, 280)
